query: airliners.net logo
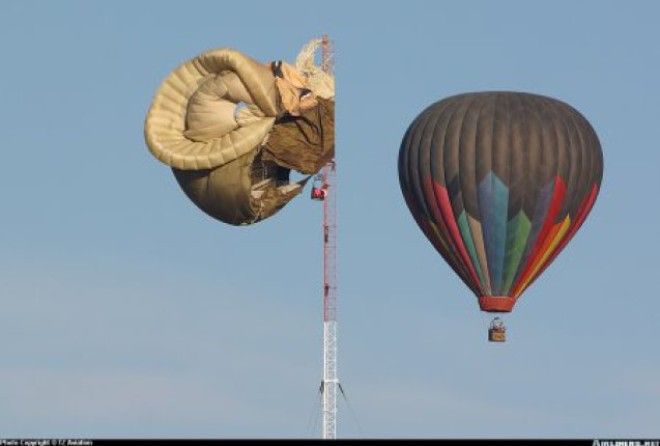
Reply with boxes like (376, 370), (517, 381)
(594, 440), (660, 446)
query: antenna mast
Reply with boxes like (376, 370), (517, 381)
(320, 34), (338, 440)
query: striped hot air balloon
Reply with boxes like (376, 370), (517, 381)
(398, 92), (603, 314)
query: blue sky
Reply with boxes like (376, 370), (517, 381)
(0, 0), (659, 438)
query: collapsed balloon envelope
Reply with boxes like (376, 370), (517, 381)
(144, 41), (335, 225)
(398, 92), (603, 312)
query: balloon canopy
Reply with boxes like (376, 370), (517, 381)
(144, 39), (335, 225)
(398, 92), (603, 312)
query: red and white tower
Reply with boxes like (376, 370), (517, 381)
(320, 159), (337, 439)
(318, 35), (338, 440)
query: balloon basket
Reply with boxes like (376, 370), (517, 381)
(488, 317), (506, 342)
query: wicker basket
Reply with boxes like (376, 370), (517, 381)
(488, 317), (506, 342)
(488, 328), (506, 342)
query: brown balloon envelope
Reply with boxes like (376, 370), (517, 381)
(398, 92), (603, 312)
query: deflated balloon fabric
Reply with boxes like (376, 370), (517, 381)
(144, 39), (335, 225)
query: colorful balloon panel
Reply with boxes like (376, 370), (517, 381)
(398, 92), (603, 312)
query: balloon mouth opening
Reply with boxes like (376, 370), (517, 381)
(479, 295), (516, 313)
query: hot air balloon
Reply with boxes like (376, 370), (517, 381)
(398, 92), (603, 341)
(144, 39), (335, 225)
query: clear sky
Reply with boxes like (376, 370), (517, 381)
(0, 0), (658, 439)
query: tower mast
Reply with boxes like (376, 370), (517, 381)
(320, 34), (338, 440)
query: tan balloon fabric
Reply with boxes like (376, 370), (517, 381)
(295, 38), (335, 99)
(273, 61), (319, 116)
(172, 150), (309, 226)
(144, 41), (334, 226)
(263, 97), (335, 174)
(144, 48), (278, 171)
